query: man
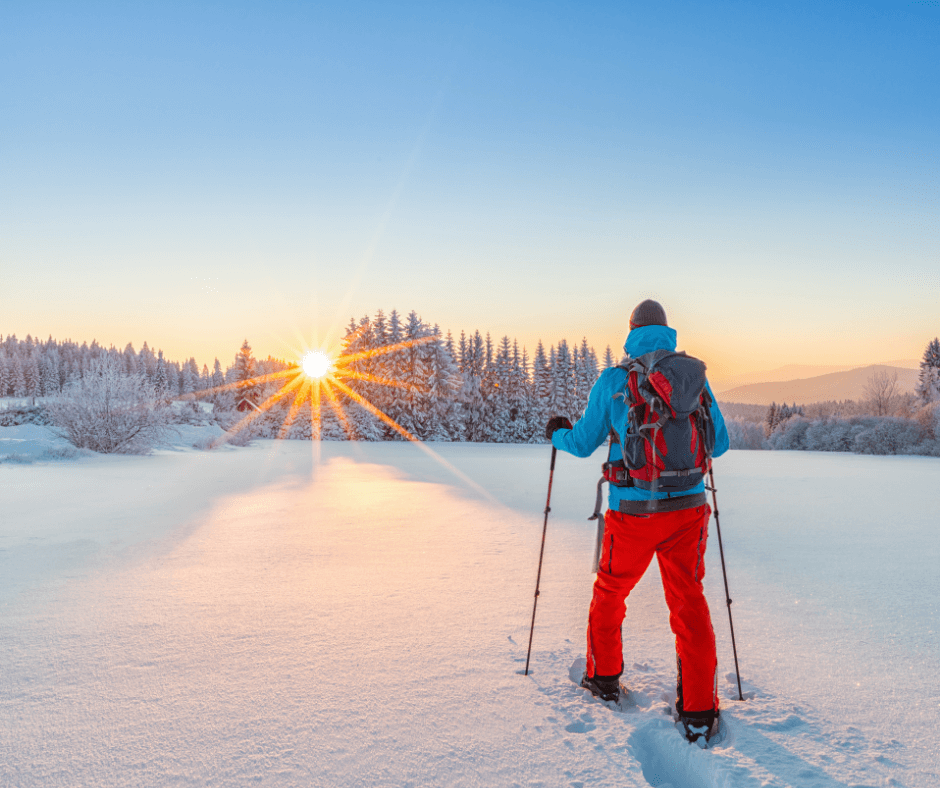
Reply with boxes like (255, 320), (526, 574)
(546, 299), (729, 745)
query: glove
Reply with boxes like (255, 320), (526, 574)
(545, 416), (573, 440)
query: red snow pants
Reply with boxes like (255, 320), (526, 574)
(586, 502), (718, 714)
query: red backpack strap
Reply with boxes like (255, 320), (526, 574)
(647, 370), (676, 418)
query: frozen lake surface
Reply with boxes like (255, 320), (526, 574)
(1, 438), (938, 787)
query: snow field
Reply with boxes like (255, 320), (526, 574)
(1, 441), (938, 787)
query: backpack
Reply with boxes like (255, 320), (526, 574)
(598, 349), (716, 499)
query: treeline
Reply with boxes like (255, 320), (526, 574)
(0, 334), (229, 399)
(8, 322), (938, 457)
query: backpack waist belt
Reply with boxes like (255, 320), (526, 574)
(603, 460), (701, 485)
(618, 492), (707, 515)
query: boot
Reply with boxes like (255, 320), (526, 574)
(580, 672), (620, 703)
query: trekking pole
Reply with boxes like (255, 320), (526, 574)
(524, 446), (557, 676)
(708, 468), (744, 701)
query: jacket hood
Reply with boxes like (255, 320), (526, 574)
(624, 325), (678, 358)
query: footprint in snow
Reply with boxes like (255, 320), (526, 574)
(627, 717), (739, 788)
(565, 720), (597, 734)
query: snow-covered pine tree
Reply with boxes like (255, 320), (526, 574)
(139, 342), (156, 381)
(506, 341), (531, 443)
(476, 333), (500, 441)
(521, 346), (544, 443)
(155, 351), (169, 396)
(338, 316), (373, 438)
(185, 358), (200, 392)
(11, 355), (26, 398)
(424, 326), (463, 441)
(123, 343), (137, 375)
(167, 361), (180, 397)
(603, 345), (615, 370)
(570, 341), (582, 415)
(24, 351), (41, 403)
(87, 339), (102, 366)
(233, 340), (257, 404)
(341, 312), (376, 437)
(326, 401), (354, 441)
(461, 331), (487, 442)
(532, 341), (551, 438)
(181, 362), (196, 395)
(574, 337), (598, 420)
(54, 341), (68, 391)
(212, 359), (224, 389)
(469, 331), (485, 378)
(0, 353), (9, 397)
(75, 342), (89, 378)
(438, 328), (465, 439)
(485, 336), (512, 442)
(40, 348), (60, 396)
(551, 340), (575, 421)
(916, 338), (940, 403)
(389, 311), (429, 439)
(343, 317), (385, 442)
(765, 403), (778, 436)
(376, 310), (406, 439)
(458, 331), (469, 374)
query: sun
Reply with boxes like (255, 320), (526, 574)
(301, 350), (333, 379)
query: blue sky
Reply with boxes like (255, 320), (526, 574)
(2, 1), (937, 382)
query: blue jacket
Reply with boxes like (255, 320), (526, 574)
(551, 325), (729, 510)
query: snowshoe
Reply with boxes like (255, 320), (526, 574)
(676, 709), (719, 749)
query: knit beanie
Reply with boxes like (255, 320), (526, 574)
(629, 299), (668, 330)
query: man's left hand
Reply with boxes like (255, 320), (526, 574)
(545, 416), (573, 440)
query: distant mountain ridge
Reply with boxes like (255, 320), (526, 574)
(710, 359), (919, 390)
(716, 365), (919, 406)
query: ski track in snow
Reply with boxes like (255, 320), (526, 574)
(1, 437), (938, 787)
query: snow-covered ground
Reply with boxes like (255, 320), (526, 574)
(1, 435), (938, 787)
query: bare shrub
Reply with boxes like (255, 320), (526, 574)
(44, 358), (171, 453)
(864, 369), (900, 416)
